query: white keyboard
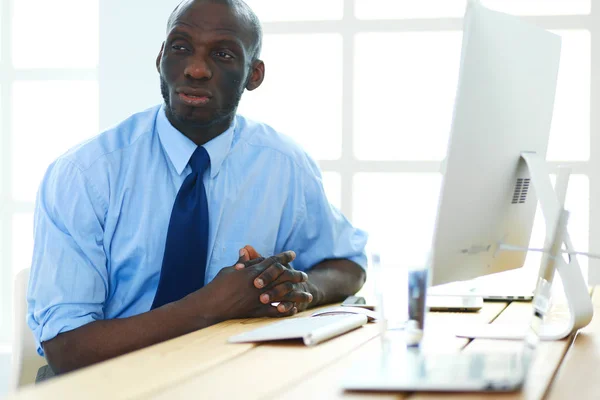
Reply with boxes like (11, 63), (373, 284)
(228, 314), (368, 346)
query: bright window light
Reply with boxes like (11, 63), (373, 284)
(353, 173), (442, 264)
(322, 172), (342, 210)
(12, 213), (34, 280)
(244, 0), (343, 22)
(482, 0), (591, 16)
(12, 81), (99, 202)
(356, 0), (590, 19)
(238, 34), (343, 160)
(355, 0), (466, 19)
(12, 0), (99, 68)
(354, 32), (462, 161)
(546, 30), (591, 161)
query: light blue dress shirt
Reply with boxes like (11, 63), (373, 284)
(28, 105), (368, 356)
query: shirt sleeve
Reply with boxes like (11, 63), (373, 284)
(27, 158), (109, 356)
(280, 157), (368, 272)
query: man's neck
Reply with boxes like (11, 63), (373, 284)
(167, 111), (234, 146)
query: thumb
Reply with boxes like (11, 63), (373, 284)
(243, 245), (262, 260)
(234, 248), (250, 270)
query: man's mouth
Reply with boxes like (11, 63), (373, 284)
(178, 92), (211, 106)
(177, 88), (213, 106)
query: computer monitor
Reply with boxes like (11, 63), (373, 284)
(344, 3), (592, 394)
(425, 0), (592, 339)
(430, 2), (559, 286)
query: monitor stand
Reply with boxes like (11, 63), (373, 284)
(453, 152), (593, 341)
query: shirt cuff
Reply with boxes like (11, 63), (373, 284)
(30, 307), (100, 357)
(347, 252), (368, 271)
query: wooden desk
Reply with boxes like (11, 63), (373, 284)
(7, 290), (597, 400)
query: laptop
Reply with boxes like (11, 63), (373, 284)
(427, 274), (535, 301)
(342, 293), (484, 312)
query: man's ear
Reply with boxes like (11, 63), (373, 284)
(246, 60), (265, 91)
(156, 42), (165, 73)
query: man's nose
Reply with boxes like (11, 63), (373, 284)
(184, 57), (213, 80)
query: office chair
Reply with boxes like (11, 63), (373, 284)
(10, 268), (47, 390)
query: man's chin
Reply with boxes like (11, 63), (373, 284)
(178, 114), (217, 128)
(171, 107), (223, 128)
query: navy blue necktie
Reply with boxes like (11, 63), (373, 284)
(152, 146), (210, 309)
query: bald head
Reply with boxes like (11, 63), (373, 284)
(167, 0), (262, 61)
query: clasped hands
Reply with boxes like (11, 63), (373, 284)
(235, 245), (314, 315)
(203, 245), (314, 320)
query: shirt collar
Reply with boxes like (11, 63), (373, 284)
(156, 105), (235, 178)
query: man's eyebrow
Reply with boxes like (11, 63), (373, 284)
(212, 37), (245, 48)
(167, 27), (246, 47)
(167, 28), (194, 41)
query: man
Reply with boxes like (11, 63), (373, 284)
(28, 0), (367, 377)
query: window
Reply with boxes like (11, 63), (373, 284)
(236, 1), (595, 279)
(246, 0), (344, 21)
(12, 80), (99, 201)
(237, 33), (343, 160)
(355, 0), (591, 19)
(547, 30), (591, 161)
(353, 32), (462, 161)
(0, 0), (99, 347)
(12, 0), (99, 68)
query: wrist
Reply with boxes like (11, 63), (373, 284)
(175, 289), (224, 331)
(303, 280), (324, 308)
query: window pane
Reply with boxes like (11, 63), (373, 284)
(482, 0), (590, 15)
(355, 0), (591, 19)
(354, 32), (461, 161)
(245, 0), (343, 21)
(12, 81), (99, 202)
(353, 173), (442, 264)
(355, 30), (589, 162)
(546, 30), (590, 161)
(355, 0), (465, 19)
(238, 34), (342, 160)
(12, 213), (34, 281)
(322, 172), (341, 210)
(12, 0), (99, 68)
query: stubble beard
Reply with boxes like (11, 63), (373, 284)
(160, 76), (245, 130)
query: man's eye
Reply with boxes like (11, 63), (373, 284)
(215, 51), (234, 59)
(172, 45), (189, 52)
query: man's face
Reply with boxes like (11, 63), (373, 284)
(157, 2), (262, 129)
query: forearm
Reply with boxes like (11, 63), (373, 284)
(304, 259), (366, 307)
(43, 292), (219, 374)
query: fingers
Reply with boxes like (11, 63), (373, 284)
(253, 252), (298, 289)
(251, 303), (298, 318)
(276, 301), (295, 313)
(234, 245), (264, 270)
(234, 258), (265, 270)
(234, 248), (251, 270)
(278, 250), (296, 265)
(259, 282), (313, 305)
(234, 249), (265, 271)
(268, 269), (308, 288)
(243, 245), (261, 260)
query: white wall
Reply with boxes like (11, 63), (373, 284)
(99, 0), (181, 130)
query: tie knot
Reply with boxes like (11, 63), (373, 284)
(189, 146), (210, 173)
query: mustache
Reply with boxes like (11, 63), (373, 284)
(159, 76), (245, 127)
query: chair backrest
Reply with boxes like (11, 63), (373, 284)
(10, 268), (47, 390)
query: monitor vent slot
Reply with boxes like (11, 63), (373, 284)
(512, 178), (530, 204)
